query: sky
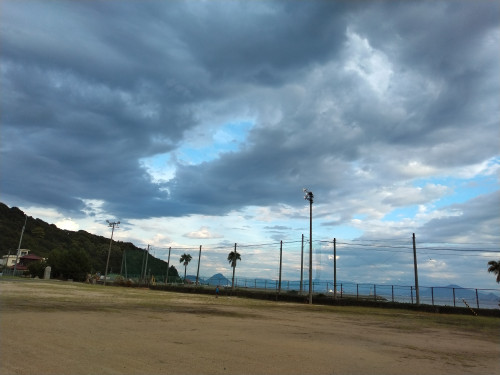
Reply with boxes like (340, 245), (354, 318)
(1, 0), (499, 290)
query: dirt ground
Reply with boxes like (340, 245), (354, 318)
(1, 280), (499, 375)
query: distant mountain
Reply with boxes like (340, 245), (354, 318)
(185, 275), (205, 283)
(183, 273), (230, 286)
(207, 273), (230, 286)
(419, 284), (500, 302)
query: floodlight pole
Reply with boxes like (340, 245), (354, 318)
(104, 220), (120, 286)
(304, 189), (314, 305)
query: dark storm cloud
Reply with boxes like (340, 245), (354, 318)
(1, 0), (498, 224)
(418, 191), (500, 243)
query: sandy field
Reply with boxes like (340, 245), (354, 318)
(1, 280), (499, 375)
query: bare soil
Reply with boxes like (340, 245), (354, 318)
(1, 280), (499, 375)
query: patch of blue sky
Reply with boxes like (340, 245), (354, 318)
(177, 120), (253, 165)
(139, 153), (174, 182)
(381, 206), (419, 222)
(413, 174), (498, 209)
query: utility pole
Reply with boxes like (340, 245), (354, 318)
(304, 188), (314, 305)
(165, 247), (171, 284)
(333, 238), (337, 299)
(412, 233), (420, 305)
(13, 214), (28, 276)
(278, 240), (283, 295)
(196, 245), (202, 285)
(300, 234), (304, 294)
(140, 248), (146, 282)
(143, 244), (150, 284)
(104, 220), (120, 286)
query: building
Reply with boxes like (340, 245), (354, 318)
(17, 254), (44, 269)
(6, 252), (44, 273)
(1, 249), (30, 267)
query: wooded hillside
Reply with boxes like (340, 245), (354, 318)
(0, 202), (179, 279)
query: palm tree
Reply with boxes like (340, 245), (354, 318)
(179, 253), (192, 283)
(487, 260), (500, 283)
(227, 250), (241, 290)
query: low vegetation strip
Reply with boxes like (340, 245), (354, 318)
(150, 283), (500, 317)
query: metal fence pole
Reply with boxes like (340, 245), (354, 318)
(453, 288), (456, 307)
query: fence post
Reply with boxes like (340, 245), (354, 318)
(391, 285), (394, 303)
(265, 280), (267, 290)
(411, 286), (414, 304)
(431, 287), (434, 306)
(476, 289), (480, 309)
(356, 284), (359, 300)
(374, 284), (377, 301)
(340, 283), (343, 298)
(453, 288), (456, 307)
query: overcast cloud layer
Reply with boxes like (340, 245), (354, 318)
(1, 1), (499, 289)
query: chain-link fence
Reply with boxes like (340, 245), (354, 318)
(185, 276), (500, 310)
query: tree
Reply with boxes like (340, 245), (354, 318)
(48, 248), (90, 282)
(227, 250), (241, 290)
(179, 253), (192, 283)
(28, 260), (47, 278)
(31, 226), (45, 239)
(487, 260), (500, 283)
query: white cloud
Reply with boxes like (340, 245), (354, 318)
(54, 218), (79, 231)
(184, 226), (223, 239)
(344, 28), (393, 94)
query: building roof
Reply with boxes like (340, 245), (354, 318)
(9, 264), (28, 270)
(20, 254), (42, 261)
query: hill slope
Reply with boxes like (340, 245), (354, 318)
(0, 202), (179, 278)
